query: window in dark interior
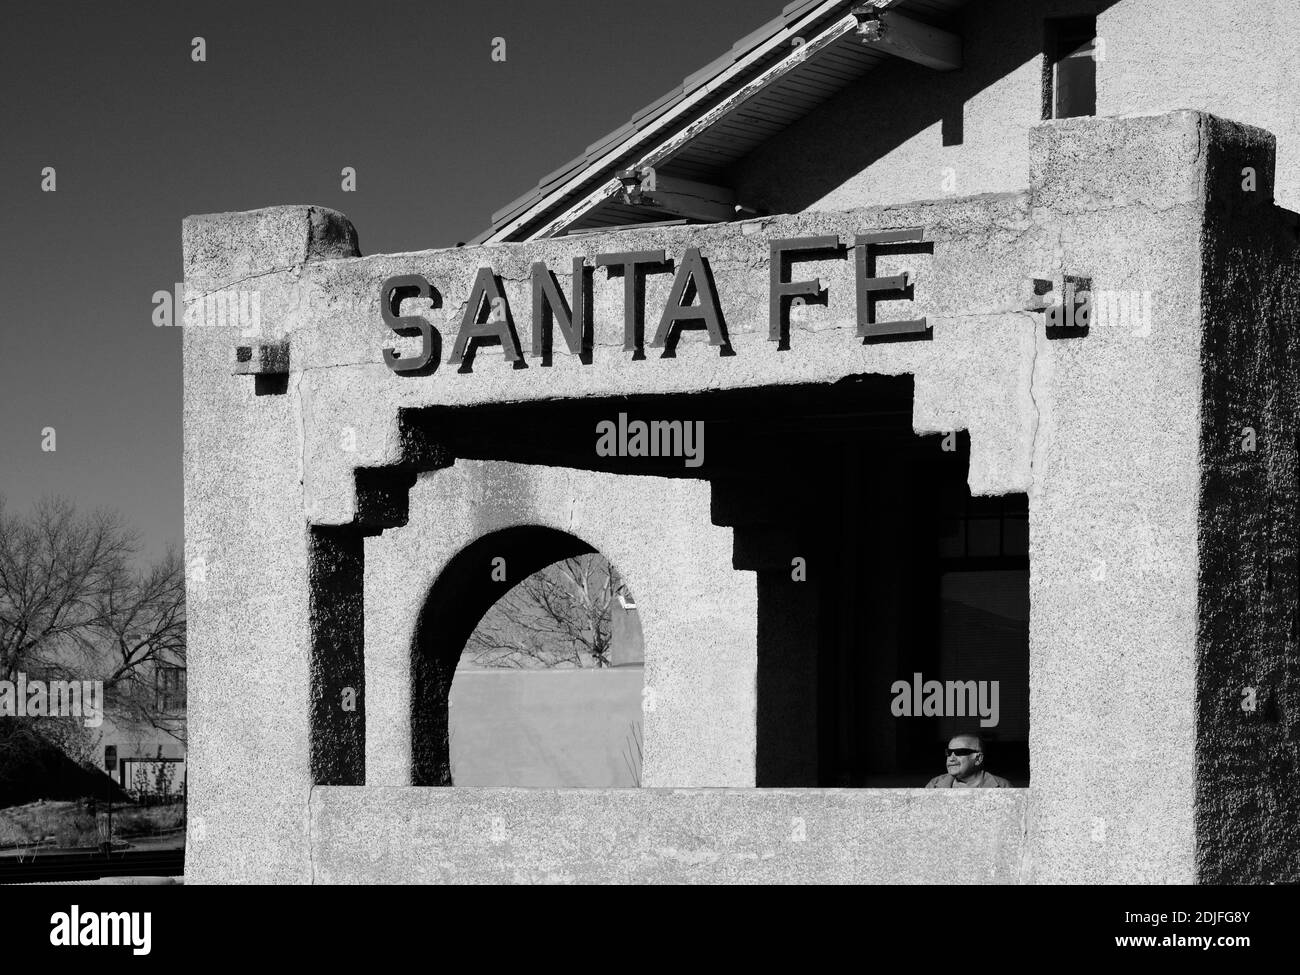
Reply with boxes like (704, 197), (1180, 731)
(1044, 16), (1098, 120)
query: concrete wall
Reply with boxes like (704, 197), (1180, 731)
(734, 0), (1074, 213)
(182, 218), (349, 883)
(310, 786), (1028, 884)
(181, 110), (1297, 882)
(1019, 113), (1203, 883)
(1194, 117), (1300, 883)
(364, 463), (755, 789)
(1101, 0), (1300, 211)
(733, 0), (1300, 215)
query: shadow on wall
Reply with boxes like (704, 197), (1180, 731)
(730, 0), (1123, 213)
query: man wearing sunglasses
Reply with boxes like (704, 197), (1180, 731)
(925, 734), (1011, 788)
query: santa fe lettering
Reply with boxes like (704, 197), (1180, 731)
(379, 228), (928, 373)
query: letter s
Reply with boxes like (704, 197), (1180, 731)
(381, 274), (441, 373)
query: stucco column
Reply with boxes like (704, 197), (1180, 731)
(182, 207), (359, 883)
(1023, 112), (1215, 883)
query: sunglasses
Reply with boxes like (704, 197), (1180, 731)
(945, 748), (980, 757)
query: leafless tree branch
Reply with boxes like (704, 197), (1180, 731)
(464, 554), (626, 669)
(0, 496), (187, 756)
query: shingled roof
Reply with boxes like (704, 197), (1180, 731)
(473, 0), (969, 244)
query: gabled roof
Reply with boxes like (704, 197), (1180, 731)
(473, 0), (969, 244)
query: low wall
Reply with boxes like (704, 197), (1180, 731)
(310, 786), (1028, 884)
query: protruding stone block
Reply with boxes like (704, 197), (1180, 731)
(183, 205), (360, 292)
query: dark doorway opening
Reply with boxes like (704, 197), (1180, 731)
(399, 375), (1029, 788)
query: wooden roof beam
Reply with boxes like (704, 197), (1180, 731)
(853, 7), (962, 71)
(616, 168), (756, 223)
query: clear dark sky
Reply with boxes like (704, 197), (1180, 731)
(0, 0), (768, 566)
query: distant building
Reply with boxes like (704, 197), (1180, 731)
(98, 661), (186, 798)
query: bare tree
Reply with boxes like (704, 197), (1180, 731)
(0, 496), (186, 748)
(96, 549), (187, 746)
(464, 554), (630, 669)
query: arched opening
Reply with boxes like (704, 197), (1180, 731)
(410, 526), (643, 786)
(451, 552), (644, 786)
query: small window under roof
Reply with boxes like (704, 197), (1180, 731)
(1044, 16), (1098, 120)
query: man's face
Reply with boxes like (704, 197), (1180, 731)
(945, 737), (984, 780)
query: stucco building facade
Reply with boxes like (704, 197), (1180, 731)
(181, 0), (1299, 883)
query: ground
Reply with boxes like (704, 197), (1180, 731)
(0, 798), (185, 853)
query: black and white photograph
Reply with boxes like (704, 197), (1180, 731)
(0, 0), (1295, 950)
